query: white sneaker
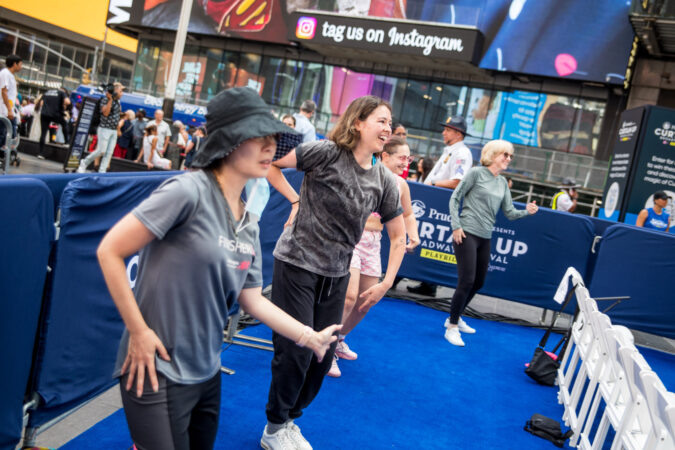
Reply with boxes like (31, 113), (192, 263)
(444, 317), (476, 334)
(286, 421), (313, 450)
(335, 339), (357, 360)
(327, 354), (341, 378)
(444, 327), (465, 346)
(76, 162), (87, 173)
(261, 426), (295, 450)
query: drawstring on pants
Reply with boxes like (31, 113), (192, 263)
(317, 276), (334, 304)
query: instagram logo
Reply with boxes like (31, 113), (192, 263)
(296, 17), (317, 40)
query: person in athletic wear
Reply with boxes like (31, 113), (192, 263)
(261, 95), (407, 450)
(445, 139), (538, 347)
(636, 190), (671, 232)
(409, 116), (473, 297)
(97, 87), (340, 450)
(328, 135), (420, 377)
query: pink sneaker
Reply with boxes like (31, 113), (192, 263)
(335, 339), (358, 360)
(327, 355), (341, 378)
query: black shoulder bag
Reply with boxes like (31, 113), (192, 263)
(524, 286), (576, 386)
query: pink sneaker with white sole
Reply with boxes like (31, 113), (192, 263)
(327, 355), (341, 377)
(335, 339), (358, 360)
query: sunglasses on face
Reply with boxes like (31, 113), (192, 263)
(394, 155), (414, 164)
(503, 152), (514, 160)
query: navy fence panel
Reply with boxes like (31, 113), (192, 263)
(7, 171), (182, 215)
(589, 224), (675, 339)
(28, 174), (174, 427)
(0, 179), (53, 449)
(381, 182), (596, 311)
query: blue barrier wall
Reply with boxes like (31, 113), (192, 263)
(28, 174), (173, 427)
(0, 179), (53, 449)
(7, 171), (182, 215)
(380, 181), (596, 311)
(259, 169), (305, 287)
(589, 224), (675, 339)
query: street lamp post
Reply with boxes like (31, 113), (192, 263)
(162, 0), (194, 119)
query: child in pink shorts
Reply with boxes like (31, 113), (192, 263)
(329, 136), (421, 377)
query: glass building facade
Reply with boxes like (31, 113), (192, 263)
(0, 27), (132, 96)
(131, 37), (608, 186)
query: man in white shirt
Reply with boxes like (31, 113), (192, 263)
(293, 99), (317, 143)
(424, 116), (473, 189)
(0, 54), (22, 149)
(410, 116), (473, 297)
(149, 109), (172, 155)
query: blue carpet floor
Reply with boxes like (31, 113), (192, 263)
(61, 298), (675, 449)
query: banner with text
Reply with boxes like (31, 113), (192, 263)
(381, 182), (595, 310)
(288, 11), (482, 64)
(624, 106), (675, 226)
(599, 107), (645, 221)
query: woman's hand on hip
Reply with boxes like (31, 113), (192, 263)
(452, 228), (466, 244)
(284, 202), (299, 228)
(526, 201), (538, 215)
(121, 328), (171, 398)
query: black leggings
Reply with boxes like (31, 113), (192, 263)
(120, 371), (221, 450)
(449, 232), (491, 325)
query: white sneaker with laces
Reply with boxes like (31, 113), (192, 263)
(444, 326), (465, 346)
(327, 354), (341, 378)
(444, 317), (476, 334)
(335, 339), (357, 360)
(286, 422), (313, 450)
(76, 162), (87, 173)
(261, 426), (295, 450)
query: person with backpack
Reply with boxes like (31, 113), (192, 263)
(77, 82), (123, 173)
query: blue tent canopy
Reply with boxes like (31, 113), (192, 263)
(70, 85), (206, 127)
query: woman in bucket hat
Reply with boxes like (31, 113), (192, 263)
(97, 87), (340, 449)
(261, 96), (407, 450)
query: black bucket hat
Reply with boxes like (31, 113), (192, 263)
(439, 116), (469, 136)
(191, 87), (299, 168)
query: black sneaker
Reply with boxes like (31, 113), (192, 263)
(406, 282), (437, 297)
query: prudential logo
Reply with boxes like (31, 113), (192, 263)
(296, 17), (317, 40)
(412, 200), (426, 219)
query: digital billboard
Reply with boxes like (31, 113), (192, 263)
(110, 0), (634, 84)
(0, 0), (137, 52)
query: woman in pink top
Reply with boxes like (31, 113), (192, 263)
(329, 136), (421, 377)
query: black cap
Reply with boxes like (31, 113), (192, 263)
(653, 191), (669, 201)
(439, 116), (468, 135)
(191, 87), (298, 168)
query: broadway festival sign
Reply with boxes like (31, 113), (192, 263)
(382, 182), (595, 310)
(288, 11), (483, 64)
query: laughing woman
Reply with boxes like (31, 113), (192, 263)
(262, 96), (407, 450)
(444, 139), (538, 347)
(97, 88), (340, 450)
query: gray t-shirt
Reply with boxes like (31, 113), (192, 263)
(274, 140), (403, 277)
(449, 166), (529, 239)
(113, 171), (262, 384)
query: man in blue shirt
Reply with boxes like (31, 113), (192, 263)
(293, 100), (317, 143)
